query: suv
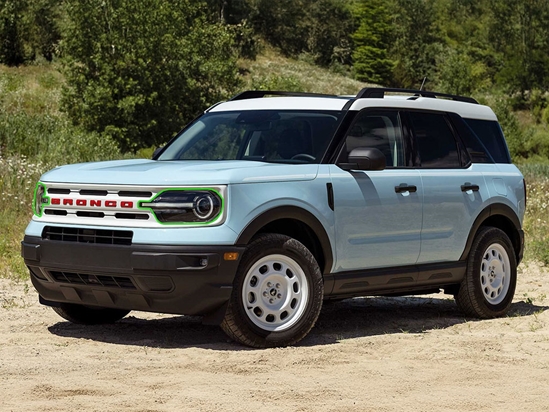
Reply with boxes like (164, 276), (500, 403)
(22, 88), (525, 348)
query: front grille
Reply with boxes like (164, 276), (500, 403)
(42, 226), (133, 245)
(50, 271), (136, 289)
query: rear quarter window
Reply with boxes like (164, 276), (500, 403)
(464, 119), (511, 164)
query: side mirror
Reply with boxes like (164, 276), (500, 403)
(339, 147), (386, 171)
(152, 146), (164, 159)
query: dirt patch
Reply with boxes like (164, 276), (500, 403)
(1, 262), (549, 411)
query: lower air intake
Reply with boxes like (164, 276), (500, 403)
(42, 226), (133, 245)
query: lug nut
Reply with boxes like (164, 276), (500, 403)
(267, 282), (272, 287)
(277, 294), (282, 299)
(263, 291), (268, 297)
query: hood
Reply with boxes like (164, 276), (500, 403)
(40, 159), (319, 185)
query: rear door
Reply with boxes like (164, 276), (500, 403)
(406, 111), (489, 264)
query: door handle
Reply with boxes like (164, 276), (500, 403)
(395, 183), (417, 193)
(461, 183), (480, 192)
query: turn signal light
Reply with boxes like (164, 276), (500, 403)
(224, 252), (239, 261)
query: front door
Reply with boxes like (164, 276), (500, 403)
(330, 109), (423, 272)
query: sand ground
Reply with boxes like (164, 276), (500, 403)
(1, 262), (548, 412)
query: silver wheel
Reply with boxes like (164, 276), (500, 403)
(221, 233), (323, 347)
(480, 243), (511, 305)
(242, 254), (309, 332)
(455, 227), (517, 319)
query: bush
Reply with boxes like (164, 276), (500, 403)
(61, 0), (241, 152)
(250, 74), (304, 91)
(0, 112), (121, 165)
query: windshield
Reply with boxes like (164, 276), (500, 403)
(158, 110), (344, 163)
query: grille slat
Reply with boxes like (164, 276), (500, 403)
(118, 191), (153, 198)
(50, 271), (136, 289)
(47, 188), (71, 195)
(42, 226), (133, 245)
(79, 190), (108, 196)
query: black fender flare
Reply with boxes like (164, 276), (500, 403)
(460, 203), (524, 262)
(235, 206), (334, 275)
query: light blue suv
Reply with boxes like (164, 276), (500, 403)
(22, 88), (526, 347)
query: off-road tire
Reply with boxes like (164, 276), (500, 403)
(455, 226), (517, 318)
(221, 233), (323, 348)
(52, 303), (130, 324)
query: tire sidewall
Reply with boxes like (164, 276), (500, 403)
(469, 227), (517, 316)
(230, 234), (323, 346)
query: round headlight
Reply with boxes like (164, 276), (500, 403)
(193, 194), (215, 219)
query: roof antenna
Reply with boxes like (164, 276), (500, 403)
(419, 77), (427, 91)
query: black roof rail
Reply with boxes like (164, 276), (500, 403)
(229, 90), (340, 101)
(356, 87), (478, 104)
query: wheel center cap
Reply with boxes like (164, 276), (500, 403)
(270, 288), (277, 297)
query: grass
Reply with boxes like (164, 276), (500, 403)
(519, 163), (549, 264)
(1, 55), (549, 281)
(0, 63), (123, 280)
(0, 63), (65, 116)
(239, 46), (374, 95)
(0, 155), (45, 279)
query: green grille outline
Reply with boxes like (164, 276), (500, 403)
(137, 187), (224, 226)
(32, 182), (50, 217)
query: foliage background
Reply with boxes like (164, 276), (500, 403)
(1, 0), (549, 278)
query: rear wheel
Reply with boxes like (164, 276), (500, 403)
(52, 303), (130, 324)
(455, 227), (517, 318)
(221, 233), (323, 348)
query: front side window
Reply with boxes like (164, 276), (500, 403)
(158, 110), (344, 164)
(408, 111), (461, 168)
(341, 110), (407, 167)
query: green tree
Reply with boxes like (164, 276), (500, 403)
(389, 0), (442, 88)
(60, 0), (241, 151)
(0, 0), (25, 66)
(251, 0), (353, 66)
(351, 0), (393, 84)
(25, 0), (62, 61)
(489, 0), (549, 94)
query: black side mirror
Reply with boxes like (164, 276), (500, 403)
(152, 146), (164, 159)
(339, 147), (386, 171)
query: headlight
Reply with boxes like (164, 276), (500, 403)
(32, 182), (49, 217)
(139, 189), (223, 224)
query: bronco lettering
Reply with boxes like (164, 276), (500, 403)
(49, 198), (134, 208)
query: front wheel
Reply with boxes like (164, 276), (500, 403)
(221, 234), (323, 348)
(52, 303), (130, 324)
(455, 227), (517, 318)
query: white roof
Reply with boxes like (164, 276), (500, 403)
(209, 94), (497, 121)
(209, 97), (349, 112)
(349, 96), (497, 121)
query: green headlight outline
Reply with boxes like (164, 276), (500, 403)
(32, 182), (50, 217)
(138, 187), (224, 226)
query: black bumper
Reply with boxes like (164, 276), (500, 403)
(21, 236), (244, 322)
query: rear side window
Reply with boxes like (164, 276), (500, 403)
(408, 112), (461, 168)
(448, 113), (491, 164)
(464, 119), (511, 163)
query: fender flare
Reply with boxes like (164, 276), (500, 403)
(459, 203), (523, 262)
(236, 206), (334, 275)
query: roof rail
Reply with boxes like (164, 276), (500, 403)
(356, 87), (478, 104)
(229, 90), (340, 101)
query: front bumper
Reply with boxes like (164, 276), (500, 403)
(21, 235), (244, 321)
